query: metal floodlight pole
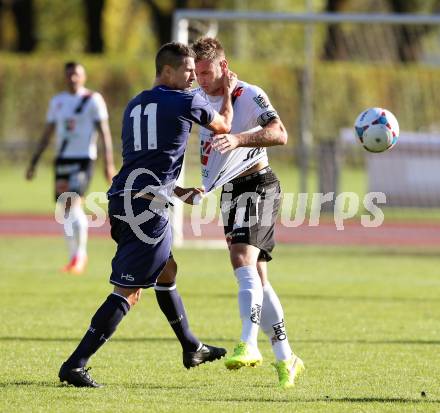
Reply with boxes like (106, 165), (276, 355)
(170, 16), (190, 248)
(172, 15), (189, 44)
(299, 0), (315, 195)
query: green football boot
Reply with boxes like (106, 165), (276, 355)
(272, 354), (305, 389)
(224, 341), (263, 370)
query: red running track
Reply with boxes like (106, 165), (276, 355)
(1, 214), (440, 247)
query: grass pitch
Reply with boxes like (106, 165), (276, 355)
(0, 237), (439, 412)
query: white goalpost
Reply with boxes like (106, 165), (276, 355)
(171, 9), (440, 247)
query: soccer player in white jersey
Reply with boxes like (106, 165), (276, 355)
(155, 38), (304, 388)
(192, 37), (304, 389)
(26, 62), (115, 274)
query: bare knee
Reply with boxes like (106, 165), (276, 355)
(230, 244), (260, 269)
(156, 257), (178, 284)
(257, 260), (268, 286)
(113, 286), (142, 307)
(230, 251), (249, 269)
(55, 179), (69, 201)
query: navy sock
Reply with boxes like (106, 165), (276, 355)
(64, 293), (130, 368)
(155, 283), (200, 352)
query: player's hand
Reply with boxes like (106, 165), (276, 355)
(105, 164), (116, 183)
(25, 165), (35, 180)
(212, 134), (240, 154)
(223, 68), (237, 96)
(174, 186), (205, 205)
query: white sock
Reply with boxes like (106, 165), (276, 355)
(61, 204), (77, 259)
(63, 223), (77, 259)
(260, 282), (293, 361)
(71, 206), (88, 259)
(234, 265), (263, 348)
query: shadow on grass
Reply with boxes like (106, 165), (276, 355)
(201, 396), (440, 404)
(0, 380), (56, 388)
(1, 336), (440, 346)
(275, 248), (440, 259)
(0, 380), (211, 390)
(320, 397), (440, 404)
(1, 381), (438, 404)
(0, 336), (230, 343)
(185, 292), (440, 304)
(117, 382), (211, 390)
(279, 294), (440, 304)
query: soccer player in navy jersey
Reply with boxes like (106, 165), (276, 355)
(58, 42), (237, 387)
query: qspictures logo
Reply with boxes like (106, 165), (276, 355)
(55, 168), (389, 243)
(111, 168), (171, 245)
(55, 167), (173, 245)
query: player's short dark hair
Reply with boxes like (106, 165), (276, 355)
(155, 42), (195, 75)
(192, 37), (225, 62)
(64, 61), (83, 72)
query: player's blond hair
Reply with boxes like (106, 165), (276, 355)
(192, 37), (225, 62)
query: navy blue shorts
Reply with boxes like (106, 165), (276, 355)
(108, 195), (172, 289)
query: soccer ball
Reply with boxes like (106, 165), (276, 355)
(354, 107), (399, 153)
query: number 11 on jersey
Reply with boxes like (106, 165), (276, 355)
(130, 103), (158, 151)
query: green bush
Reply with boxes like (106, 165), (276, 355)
(1, 53), (438, 162)
(0, 54), (155, 151)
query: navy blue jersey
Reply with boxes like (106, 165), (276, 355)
(108, 85), (215, 198)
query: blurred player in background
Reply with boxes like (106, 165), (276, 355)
(25, 62), (115, 274)
(58, 42), (236, 387)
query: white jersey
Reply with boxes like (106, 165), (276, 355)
(47, 87), (109, 160)
(197, 80), (277, 192)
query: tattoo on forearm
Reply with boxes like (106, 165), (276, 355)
(239, 127), (283, 147)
